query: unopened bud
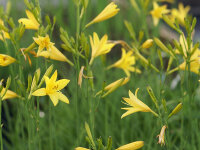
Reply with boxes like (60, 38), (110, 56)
(168, 103), (182, 119)
(141, 39), (153, 49)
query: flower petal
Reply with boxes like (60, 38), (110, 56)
(56, 79), (70, 91)
(49, 93), (59, 106)
(58, 92), (69, 104)
(32, 88), (46, 96)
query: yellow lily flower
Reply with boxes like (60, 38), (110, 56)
(150, 2), (170, 26)
(107, 48), (141, 77)
(171, 3), (190, 26)
(121, 89), (158, 118)
(89, 32), (115, 65)
(176, 34), (200, 74)
(1, 88), (18, 100)
(85, 2), (119, 28)
(0, 19), (10, 41)
(75, 147), (90, 150)
(179, 50), (200, 74)
(0, 54), (16, 66)
(116, 141), (144, 150)
(157, 125), (167, 146)
(33, 35), (73, 65)
(32, 70), (70, 106)
(18, 10), (40, 30)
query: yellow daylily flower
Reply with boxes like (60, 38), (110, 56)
(150, 2), (170, 26)
(107, 48), (141, 77)
(179, 50), (200, 74)
(85, 2), (119, 28)
(89, 32), (115, 65)
(0, 19), (10, 41)
(121, 89), (158, 118)
(0, 54), (16, 66)
(157, 125), (167, 146)
(1, 88), (18, 100)
(33, 35), (73, 65)
(32, 70), (70, 106)
(171, 3), (190, 26)
(75, 147), (90, 150)
(116, 141), (144, 150)
(18, 10), (40, 30)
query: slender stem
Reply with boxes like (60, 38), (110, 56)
(0, 97), (3, 150)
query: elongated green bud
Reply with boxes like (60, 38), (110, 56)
(105, 136), (112, 150)
(168, 103), (182, 119)
(38, 65), (54, 88)
(147, 86), (158, 109)
(27, 74), (32, 92)
(154, 38), (175, 58)
(162, 99), (167, 113)
(85, 122), (96, 149)
(157, 49), (163, 69)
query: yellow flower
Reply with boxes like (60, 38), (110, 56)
(179, 50), (200, 74)
(33, 35), (73, 65)
(171, 3), (190, 26)
(0, 88), (18, 100)
(18, 10), (40, 30)
(0, 54), (16, 66)
(157, 125), (167, 146)
(107, 48), (141, 77)
(116, 141), (144, 150)
(85, 2), (119, 28)
(0, 19), (10, 41)
(32, 70), (70, 106)
(75, 147), (90, 150)
(121, 89), (158, 118)
(89, 32), (115, 65)
(150, 2), (170, 26)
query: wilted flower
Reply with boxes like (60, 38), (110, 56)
(0, 19), (10, 41)
(32, 70), (70, 106)
(89, 32), (115, 65)
(33, 35), (73, 65)
(121, 89), (158, 118)
(171, 3), (190, 26)
(85, 2), (119, 28)
(116, 141), (144, 150)
(0, 88), (18, 100)
(150, 2), (170, 26)
(107, 48), (141, 77)
(157, 125), (167, 146)
(0, 54), (16, 66)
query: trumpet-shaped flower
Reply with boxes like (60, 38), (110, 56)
(121, 89), (158, 118)
(0, 19), (10, 41)
(18, 10), (40, 30)
(85, 2), (120, 28)
(75, 147), (90, 150)
(33, 35), (73, 65)
(89, 32), (115, 65)
(107, 49), (141, 77)
(171, 3), (190, 26)
(150, 2), (170, 26)
(0, 54), (16, 66)
(157, 125), (167, 146)
(116, 141), (144, 150)
(1, 88), (18, 100)
(32, 70), (70, 106)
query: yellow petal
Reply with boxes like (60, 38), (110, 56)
(1, 89), (18, 100)
(26, 10), (40, 27)
(75, 147), (90, 150)
(49, 93), (59, 106)
(32, 88), (46, 96)
(116, 141), (144, 150)
(58, 92), (69, 104)
(121, 108), (141, 119)
(50, 70), (57, 82)
(56, 79), (70, 91)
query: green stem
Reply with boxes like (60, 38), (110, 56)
(0, 97), (3, 150)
